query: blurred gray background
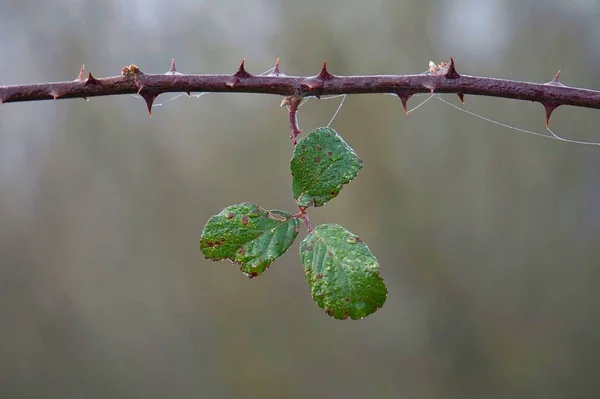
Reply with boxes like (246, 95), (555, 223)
(2, 0), (600, 398)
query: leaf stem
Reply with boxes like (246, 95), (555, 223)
(292, 205), (313, 232)
(282, 95), (302, 144)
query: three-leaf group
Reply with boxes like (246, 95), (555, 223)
(200, 127), (387, 319)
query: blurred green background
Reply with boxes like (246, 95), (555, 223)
(2, 1), (600, 398)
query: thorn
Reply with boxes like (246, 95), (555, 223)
(317, 60), (334, 80)
(166, 58), (181, 75)
(444, 57), (461, 79)
(274, 58), (281, 74)
(85, 72), (100, 86)
(543, 102), (560, 127)
(186, 92), (191, 96)
(268, 58), (285, 77)
(397, 93), (413, 115)
(457, 93), (465, 103)
(49, 90), (59, 100)
(546, 70), (565, 86)
(139, 90), (158, 117)
(233, 58), (252, 79)
(76, 65), (85, 81)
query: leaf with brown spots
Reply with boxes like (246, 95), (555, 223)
(291, 127), (363, 207)
(200, 202), (300, 277)
(299, 223), (387, 320)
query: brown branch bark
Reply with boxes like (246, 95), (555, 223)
(1, 58), (599, 124)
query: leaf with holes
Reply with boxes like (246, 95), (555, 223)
(291, 127), (363, 207)
(200, 202), (300, 278)
(299, 223), (387, 319)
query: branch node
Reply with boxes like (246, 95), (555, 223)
(542, 102), (560, 127)
(48, 89), (60, 100)
(303, 78), (324, 93)
(317, 60), (334, 81)
(121, 64), (141, 78)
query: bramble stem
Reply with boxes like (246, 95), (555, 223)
(1, 58), (597, 125)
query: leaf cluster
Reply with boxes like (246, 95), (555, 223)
(200, 128), (387, 319)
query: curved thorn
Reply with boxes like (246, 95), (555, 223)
(233, 58), (252, 78)
(457, 93), (465, 103)
(167, 58), (178, 74)
(543, 102), (560, 127)
(397, 93), (413, 115)
(274, 58), (281, 74)
(85, 72), (100, 86)
(76, 65), (85, 81)
(444, 57), (461, 79)
(317, 60), (334, 80)
(139, 90), (158, 117)
(547, 70), (565, 86)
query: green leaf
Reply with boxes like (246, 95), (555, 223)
(291, 127), (363, 207)
(200, 202), (300, 278)
(299, 224), (387, 319)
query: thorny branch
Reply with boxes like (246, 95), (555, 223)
(2, 58), (600, 127)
